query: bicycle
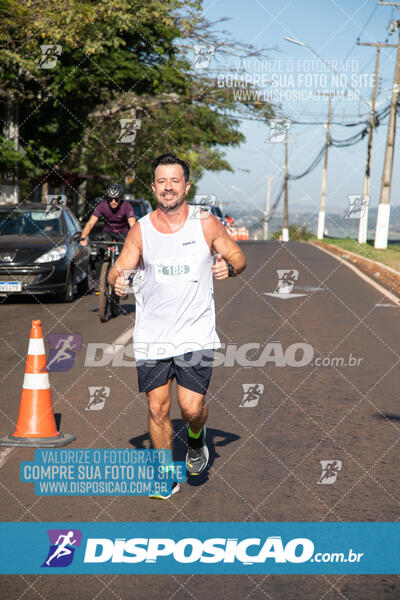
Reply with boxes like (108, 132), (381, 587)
(91, 239), (124, 322)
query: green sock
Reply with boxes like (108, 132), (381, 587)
(188, 426), (202, 439)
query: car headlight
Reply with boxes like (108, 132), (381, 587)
(35, 245), (67, 263)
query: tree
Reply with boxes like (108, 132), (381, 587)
(0, 0), (274, 208)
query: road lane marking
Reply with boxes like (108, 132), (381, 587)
(104, 326), (135, 354)
(0, 447), (14, 469)
(263, 292), (307, 299)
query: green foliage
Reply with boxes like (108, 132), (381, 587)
(0, 0), (275, 208)
(271, 224), (313, 241)
(0, 135), (36, 174)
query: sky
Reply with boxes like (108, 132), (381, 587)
(197, 0), (400, 229)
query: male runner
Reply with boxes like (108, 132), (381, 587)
(108, 154), (246, 498)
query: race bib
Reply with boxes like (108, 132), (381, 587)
(154, 256), (197, 283)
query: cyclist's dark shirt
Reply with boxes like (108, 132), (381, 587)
(93, 200), (134, 235)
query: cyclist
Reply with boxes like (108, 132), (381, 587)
(80, 183), (136, 285)
(80, 183), (136, 246)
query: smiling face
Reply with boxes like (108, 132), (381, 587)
(152, 163), (191, 212)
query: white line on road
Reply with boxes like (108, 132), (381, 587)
(104, 326), (134, 353)
(0, 447), (14, 469)
(314, 244), (400, 306)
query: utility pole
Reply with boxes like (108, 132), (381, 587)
(264, 174), (277, 240)
(357, 42), (385, 243)
(317, 94), (332, 240)
(282, 135), (289, 242)
(375, 10), (400, 248)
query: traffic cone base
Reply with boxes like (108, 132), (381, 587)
(0, 432), (76, 448)
(0, 319), (76, 448)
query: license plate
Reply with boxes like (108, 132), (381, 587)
(0, 281), (22, 292)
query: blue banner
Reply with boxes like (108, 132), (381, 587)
(1, 522), (400, 574)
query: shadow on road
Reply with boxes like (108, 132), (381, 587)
(374, 413), (400, 422)
(129, 419), (240, 488)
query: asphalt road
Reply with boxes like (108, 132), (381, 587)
(1, 240), (400, 599)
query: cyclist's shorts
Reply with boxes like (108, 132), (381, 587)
(136, 350), (214, 395)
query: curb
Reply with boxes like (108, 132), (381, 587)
(311, 241), (400, 303)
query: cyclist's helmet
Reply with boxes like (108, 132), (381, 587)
(105, 183), (124, 202)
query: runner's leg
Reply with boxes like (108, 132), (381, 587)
(177, 386), (207, 433)
(178, 385), (209, 476)
(147, 379), (173, 450)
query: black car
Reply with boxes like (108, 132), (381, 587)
(123, 194), (152, 220)
(188, 202), (227, 226)
(0, 204), (91, 302)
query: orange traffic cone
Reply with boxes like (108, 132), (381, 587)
(0, 320), (76, 447)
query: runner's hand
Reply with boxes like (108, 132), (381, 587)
(115, 265), (128, 297)
(80, 239), (88, 247)
(212, 253), (229, 280)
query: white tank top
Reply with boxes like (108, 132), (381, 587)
(132, 205), (221, 360)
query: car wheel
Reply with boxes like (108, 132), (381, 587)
(77, 263), (90, 295)
(57, 271), (74, 303)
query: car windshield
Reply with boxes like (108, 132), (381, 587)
(0, 210), (62, 236)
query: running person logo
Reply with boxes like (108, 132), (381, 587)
(191, 195), (217, 220)
(192, 45), (215, 69)
(275, 270), (298, 294)
(117, 118), (141, 144)
(45, 333), (82, 372)
(317, 460), (342, 484)
(240, 384), (264, 407)
(345, 195), (369, 219)
(45, 194), (67, 218)
(265, 119), (291, 143)
(86, 386), (110, 411)
(122, 269), (146, 294)
(41, 529), (82, 567)
(39, 45), (62, 69)
(264, 270), (306, 300)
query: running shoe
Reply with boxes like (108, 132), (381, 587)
(149, 482), (180, 500)
(185, 425), (209, 476)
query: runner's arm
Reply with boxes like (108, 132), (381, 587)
(108, 221), (142, 289)
(128, 216), (136, 228)
(204, 215), (246, 275)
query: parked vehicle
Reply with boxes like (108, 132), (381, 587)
(188, 202), (227, 227)
(0, 204), (91, 302)
(123, 194), (152, 220)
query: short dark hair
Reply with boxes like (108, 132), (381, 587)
(152, 153), (190, 182)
